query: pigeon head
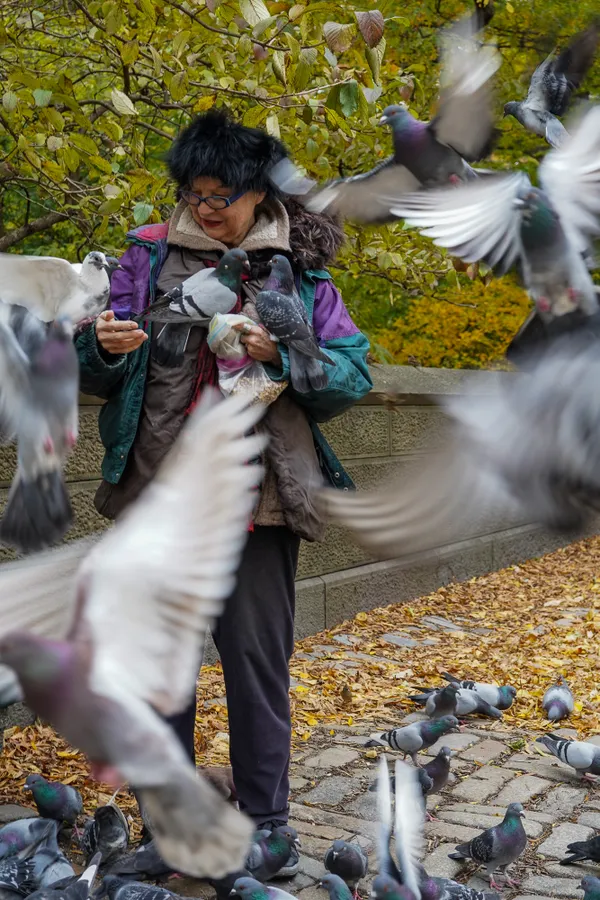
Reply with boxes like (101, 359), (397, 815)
(434, 715), (460, 734)
(267, 254), (295, 291)
(379, 105), (411, 127)
(372, 874), (416, 900)
(272, 824), (301, 848)
(23, 774), (46, 792)
(83, 251), (109, 272)
(580, 876), (600, 900)
(502, 685), (518, 699)
(439, 746), (453, 761)
(104, 256), (123, 278)
(231, 876), (266, 899)
(505, 802), (525, 819)
(514, 185), (557, 225)
(503, 101), (520, 119)
(216, 249), (251, 291)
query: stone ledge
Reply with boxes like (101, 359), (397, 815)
(358, 364), (518, 407)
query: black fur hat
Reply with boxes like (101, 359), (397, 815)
(166, 108), (288, 194)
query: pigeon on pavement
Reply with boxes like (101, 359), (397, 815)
(580, 876), (600, 900)
(419, 871), (500, 900)
(560, 833), (600, 865)
(232, 877), (297, 900)
(536, 734), (600, 779)
(0, 252), (117, 326)
(255, 255), (332, 393)
(504, 23), (600, 147)
(136, 249), (249, 368)
(369, 717), (460, 766)
(103, 841), (172, 881)
(440, 675), (517, 710)
(424, 747), (453, 794)
(0, 820), (58, 896)
(0, 820), (58, 863)
(0, 389), (267, 879)
(542, 676), (575, 721)
(318, 874), (353, 900)
(408, 686), (459, 719)
(324, 840), (368, 897)
(99, 877), (182, 900)
(245, 826), (300, 883)
(0, 305), (79, 554)
(23, 775), (82, 827)
(79, 800), (129, 866)
(448, 803), (527, 889)
(269, 13), (499, 223)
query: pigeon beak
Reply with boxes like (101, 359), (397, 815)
(513, 197), (526, 209)
(243, 260), (251, 271)
(379, 114), (389, 125)
(22, 785), (31, 792)
(519, 811), (526, 818)
(295, 837), (302, 848)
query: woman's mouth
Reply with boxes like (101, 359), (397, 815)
(199, 217), (223, 230)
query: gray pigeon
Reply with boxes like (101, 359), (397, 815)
(318, 874), (353, 900)
(0, 305), (79, 554)
(255, 255), (332, 393)
(536, 734), (600, 779)
(23, 775), (82, 826)
(27, 853), (101, 900)
(324, 840), (368, 896)
(79, 801), (129, 866)
(454, 690), (502, 720)
(542, 676), (574, 721)
(560, 833), (600, 865)
(420, 870), (500, 900)
(581, 876), (600, 900)
(0, 820), (57, 896)
(504, 23), (599, 148)
(269, 13), (499, 223)
(245, 826), (300, 882)
(0, 820), (58, 862)
(0, 252), (116, 326)
(440, 674), (517, 710)
(232, 877), (296, 900)
(408, 686), (459, 719)
(103, 840), (171, 880)
(30, 847), (75, 890)
(368, 716), (460, 767)
(136, 249), (249, 368)
(0, 390), (267, 879)
(320, 334), (600, 560)
(99, 877), (180, 900)
(448, 803), (527, 889)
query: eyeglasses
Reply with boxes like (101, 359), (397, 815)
(180, 189), (246, 210)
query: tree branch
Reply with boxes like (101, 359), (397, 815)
(0, 211), (66, 251)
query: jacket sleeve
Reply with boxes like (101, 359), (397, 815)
(264, 278), (372, 423)
(75, 244), (144, 399)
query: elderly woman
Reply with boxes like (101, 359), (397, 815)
(76, 109), (371, 872)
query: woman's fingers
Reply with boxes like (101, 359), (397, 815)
(96, 311), (148, 354)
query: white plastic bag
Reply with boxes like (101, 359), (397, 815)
(207, 312), (254, 362)
(208, 313), (288, 405)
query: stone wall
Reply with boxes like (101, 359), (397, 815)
(0, 365), (594, 652)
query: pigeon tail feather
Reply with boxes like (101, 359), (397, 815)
(289, 348), (328, 393)
(0, 471), (73, 553)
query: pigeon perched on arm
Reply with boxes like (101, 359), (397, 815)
(324, 840), (368, 898)
(440, 675), (517, 710)
(542, 675), (574, 721)
(23, 775), (82, 827)
(0, 306), (79, 554)
(580, 877), (600, 900)
(0, 252), (117, 326)
(269, 14), (499, 223)
(536, 734), (600, 779)
(0, 389), (268, 879)
(408, 686), (459, 719)
(245, 826), (300, 882)
(504, 23), (600, 148)
(560, 833), (600, 865)
(448, 803), (527, 890)
(368, 717), (460, 767)
(135, 249), (250, 368)
(255, 255), (332, 393)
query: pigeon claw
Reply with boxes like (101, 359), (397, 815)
(489, 878), (504, 891)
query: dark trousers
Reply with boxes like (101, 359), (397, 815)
(165, 525), (300, 825)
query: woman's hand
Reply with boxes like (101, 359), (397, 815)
(96, 309), (148, 355)
(234, 322), (282, 367)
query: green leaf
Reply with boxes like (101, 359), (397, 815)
(285, 32), (301, 61)
(46, 135), (63, 151)
(288, 4), (305, 19)
(111, 88), (138, 116)
(121, 40), (139, 65)
(58, 146), (80, 172)
(339, 79), (359, 117)
(266, 113), (281, 138)
(209, 49), (226, 74)
(133, 201), (154, 225)
(253, 15), (278, 36)
(365, 36), (386, 83)
(324, 106), (353, 136)
(42, 160), (65, 182)
(149, 45), (163, 77)
(243, 105), (268, 127)
(378, 251), (393, 269)
(172, 30), (191, 58)
(306, 137), (319, 159)
(272, 50), (288, 86)
(290, 57), (311, 91)
(33, 88), (52, 107)
(239, 0), (270, 26)
(170, 71), (189, 102)
(2, 91), (18, 112)
(98, 196), (124, 215)
(43, 107), (65, 131)
(69, 133), (99, 155)
(98, 119), (124, 142)
(89, 155), (113, 174)
(323, 21), (354, 54)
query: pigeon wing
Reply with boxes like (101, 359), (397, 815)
(393, 760), (423, 900)
(305, 161), (421, 223)
(79, 389), (267, 717)
(0, 255), (80, 319)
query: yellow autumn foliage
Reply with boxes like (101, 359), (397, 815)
(374, 276), (533, 369)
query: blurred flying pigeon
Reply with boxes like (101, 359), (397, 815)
(232, 877), (297, 900)
(440, 674), (517, 710)
(255, 255), (332, 393)
(269, 13), (499, 223)
(560, 833), (600, 865)
(542, 675), (574, 721)
(580, 877), (600, 900)
(27, 854), (101, 900)
(0, 390), (267, 879)
(324, 840), (368, 896)
(0, 665), (23, 708)
(536, 734), (600, 779)
(23, 775), (82, 827)
(80, 801), (129, 866)
(408, 686), (459, 719)
(103, 840), (171, 880)
(320, 335), (600, 561)
(504, 23), (600, 148)
(0, 820), (58, 862)
(319, 874), (353, 900)
(136, 249), (249, 368)
(448, 803), (527, 889)
(0, 252), (118, 326)
(383, 104), (600, 324)
(374, 756), (423, 900)
(245, 826), (300, 882)
(0, 305), (79, 554)
(369, 747), (452, 800)
(369, 717), (460, 766)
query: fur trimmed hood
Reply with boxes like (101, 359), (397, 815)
(284, 198), (345, 271)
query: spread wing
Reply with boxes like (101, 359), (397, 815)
(0, 255), (80, 317)
(80, 389), (267, 716)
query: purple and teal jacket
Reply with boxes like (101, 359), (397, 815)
(75, 223), (373, 489)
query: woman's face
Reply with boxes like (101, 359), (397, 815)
(186, 176), (266, 247)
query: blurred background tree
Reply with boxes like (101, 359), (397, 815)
(1, 0), (598, 366)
